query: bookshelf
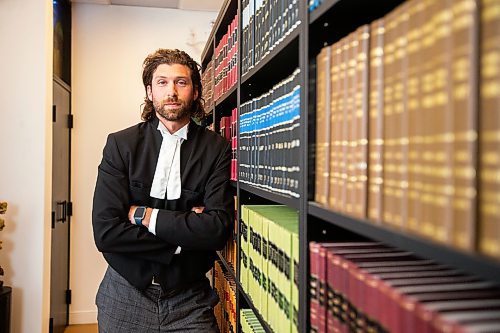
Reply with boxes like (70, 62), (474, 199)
(202, 0), (500, 332)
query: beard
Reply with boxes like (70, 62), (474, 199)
(153, 97), (193, 122)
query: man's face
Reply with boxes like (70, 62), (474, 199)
(147, 63), (198, 122)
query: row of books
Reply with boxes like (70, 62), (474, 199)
(219, 108), (239, 181)
(240, 205), (299, 333)
(241, 308), (266, 333)
(219, 195), (238, 271)
(202, 59), (214, 111)
(239, 69), (301, 198)
(314, 0), (500, 256)
(309, 241), (500, 333)
(314, 25), (369, 221)
(240, 309), (266, 333)
(307, 0), (324, 12)
(241, 0), (300, 76)
(214, 260), (237, 333)
(214, 13), (238, 101)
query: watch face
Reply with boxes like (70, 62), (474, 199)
(134, 207), (146, 219)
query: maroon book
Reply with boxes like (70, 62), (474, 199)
(331, 251), (419, 332)
(416, 299), (500, 333)
(433, 309), (500, 333)
(325, 245), (398, 332)
(395, 282), (499, 333)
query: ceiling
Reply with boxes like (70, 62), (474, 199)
(70, 0), (224, 12)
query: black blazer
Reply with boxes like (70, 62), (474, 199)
(92, 118), (234, 291)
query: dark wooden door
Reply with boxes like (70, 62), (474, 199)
(50, 76), (71, 333)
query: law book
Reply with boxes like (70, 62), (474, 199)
(240, 206), (250, 294)
(368, 18), (385, 223)
(249, 0), (255, 72)
(354, 24), (370, 219)
(416, 299), (500, 333)
(202, 59), (214, 111)
(272, 212), (292, 332)
(339, 36), (349, 214)
(247, 206), (260, 310)
(382, 6), (399, 230)
(241, 0), (249, 74)
(330, 251), (421, 332)
(374, 273), (478, 332)
(315, 46), (331, 206)
(315, 243), (387, 332)
(289, 70), (302, 197)
(352, 266), (461, 328)
(393, 281), (500, 333)
(278, 217), (298, 333)
(247, 206), (269, 316)
(345, 31), (357, 217)
(266, 214), (279, 332)
(291, 230), (299, 333)
(426, 0), (456, 246)
(254, 0), (264, 65)
(449, 0), (478, 251)
(327, 247), (406, 332)
(357, 263), (454, 331)
(434, 310), (500, 333)
(309, 242), (328, 332)
(263, 0), (271, 58)
(392, 2), (410, 232)
(272, 208), (299, 332)
(405, 0), (425, 235)
(478, 0), (500, 259)
(246, 205), (298, 331)
(407, 291), (500, 333)
(260, 212), (270, 321)
(456, 321), (500, 333)
(329, 42), (341, 210)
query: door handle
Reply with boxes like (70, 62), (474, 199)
(56, 200), (67, 223)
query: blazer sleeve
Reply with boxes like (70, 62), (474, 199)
(154, 140), (234, 251)
(92, 133), (176, 265)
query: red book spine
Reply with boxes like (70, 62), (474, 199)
(310, 242), (321, 332)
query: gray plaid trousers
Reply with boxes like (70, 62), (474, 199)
(96, 266), (220, 332)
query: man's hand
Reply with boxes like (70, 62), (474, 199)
(128, 205), (152, 227)
(191, 206), (205, 214)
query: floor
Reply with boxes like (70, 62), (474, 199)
(64, 324), (98, 333)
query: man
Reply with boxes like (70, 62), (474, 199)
(92, 48), (233, 332)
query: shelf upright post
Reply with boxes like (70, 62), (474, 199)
(299, 0), (309, 332)
(236, 1), (242, 332)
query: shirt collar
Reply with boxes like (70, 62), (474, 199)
(157, 121), (189, 141)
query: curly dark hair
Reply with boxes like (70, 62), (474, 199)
(141, 48), (205, 121)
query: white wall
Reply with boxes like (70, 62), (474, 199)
(0, 0), (53, 332)
(71, 4), (217, 324)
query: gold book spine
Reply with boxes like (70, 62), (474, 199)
(479, 0), (500, 258)
(368, 18), (385, 223)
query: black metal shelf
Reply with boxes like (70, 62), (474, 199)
(309, 0), (341, 24)
(308, 202), (500, 285)
(237, 284), (274, 333)
(215, 84), (237, 110)
(308, 0), (403, 57)
(239, 183), (300, 210)
(216, 251), (237, 281)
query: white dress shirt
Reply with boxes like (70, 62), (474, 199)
(148, 121), (188, 254)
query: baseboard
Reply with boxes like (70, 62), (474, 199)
(69, 310), (97, 325)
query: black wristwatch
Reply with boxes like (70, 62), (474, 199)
(133, 206), (147, 226)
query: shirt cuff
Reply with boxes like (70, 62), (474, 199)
(148, 209), (159, 235)
(149, 209), (181, 255)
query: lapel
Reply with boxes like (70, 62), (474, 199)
(180, 120), (200, 182)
